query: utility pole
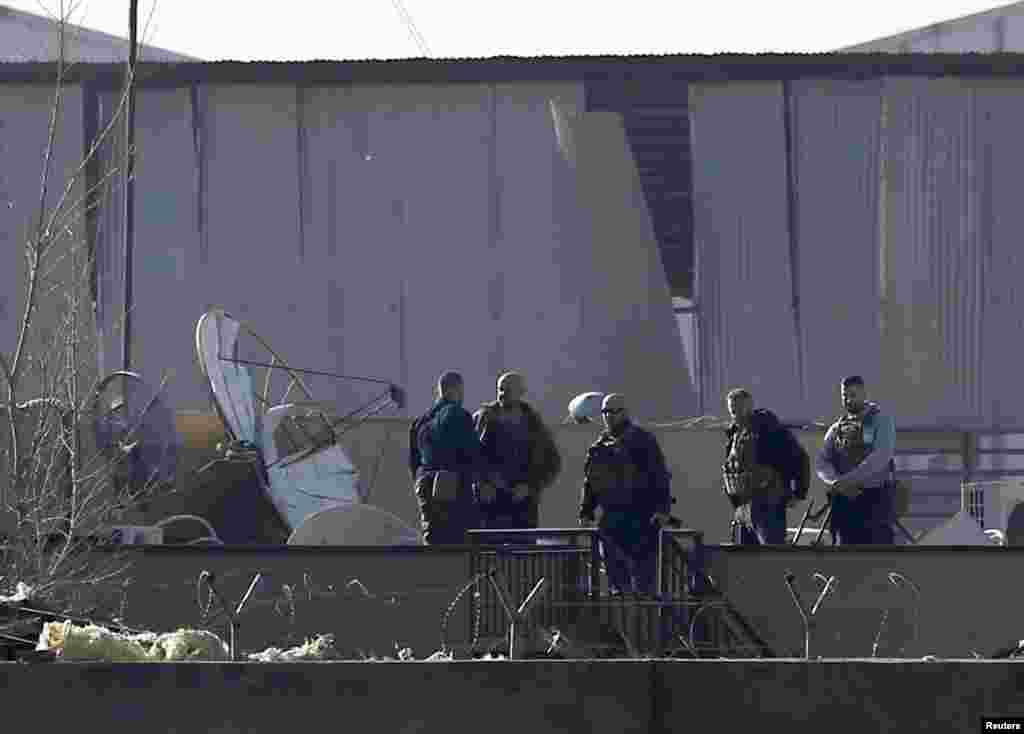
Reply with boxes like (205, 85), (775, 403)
(120, 0), (138, 371)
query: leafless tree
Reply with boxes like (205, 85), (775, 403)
(0, 0), (174, 614)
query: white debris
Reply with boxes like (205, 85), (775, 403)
(37, 620), (150, 662)
(423, 650), (453, 662)
(147, 629), (230, 661)
(246, 634), (338, 662)
(37, 620), (229, 662)
(0, 582), (36, 604)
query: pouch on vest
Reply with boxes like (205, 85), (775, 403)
(432, 470), (460, 502)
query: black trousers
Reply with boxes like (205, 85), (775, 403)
(734, 499), (787, 545)
(830, 489), (895, 546)
(414, 470), (479, 545)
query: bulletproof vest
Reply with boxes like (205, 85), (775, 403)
(584, 429), (641, 507)
(722, 424), (783, 503)
(831, 408), (878, 476)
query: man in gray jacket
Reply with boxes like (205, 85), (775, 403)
(814, 375), (896, 545)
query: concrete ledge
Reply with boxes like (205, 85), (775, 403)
(3, 659), (1024, 733)
(0, 660), (653, 734)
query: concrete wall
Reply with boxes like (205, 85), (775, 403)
(112, 546), (473, 658)
(703, 545), (1024, 659)
(1, 659), (1022, 733)
(68, 542), (1024, 663)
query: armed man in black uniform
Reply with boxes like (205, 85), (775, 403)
(721, 388), (810, 545)
(408, 371), (483, 545)
(578, 393), (673, 595)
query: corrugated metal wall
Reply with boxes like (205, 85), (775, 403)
(689, 77), (1024, 427)
(72, 81), (694, 421)
(689, 81), (802, 415)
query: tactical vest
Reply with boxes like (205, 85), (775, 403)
(584, 429), (641, 508)
(831, 407), (878, 477)
(722, 424), (784, 504)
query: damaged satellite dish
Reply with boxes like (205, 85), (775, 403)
(194, 308), (404, 535)
(287, 504), (422, 546)
(90, 370), (181, 494)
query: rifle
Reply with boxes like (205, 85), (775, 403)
(810, 494), (835, 547)
(791, 498), (816, 546)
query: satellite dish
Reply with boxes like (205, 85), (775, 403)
(567, 392), (605, 424)
(90, 371), (182, 494)
(194, 308), (405, 534)
(287, 503), (423, 546)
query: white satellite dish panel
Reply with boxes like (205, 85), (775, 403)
(287, 504), (423, 546)
(194, 309), (362, 532)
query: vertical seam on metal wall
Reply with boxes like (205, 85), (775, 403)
(686, 84), (705, 415)
(189, 84), (207, 265)
(295, 84), (308, 262)
(782, 80), (805, 403)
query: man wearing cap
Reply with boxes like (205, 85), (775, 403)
(578, 393), (673, 595)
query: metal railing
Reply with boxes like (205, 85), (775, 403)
(466, 528), (708, 656)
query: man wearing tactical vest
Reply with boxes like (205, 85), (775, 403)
(474, 372), (562, 538)
(408, 371), (484, 544)
(815, 375), (897, 545)
(722, 388), (810, 544)
(578, 393), (673, 595)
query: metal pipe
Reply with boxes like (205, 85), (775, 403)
(887, 572), (921, 655)
(783, 571), (811, 659)
(810, 574), (836, 616)
(120, 0), (138, 371)
(871, 609), (889, 658)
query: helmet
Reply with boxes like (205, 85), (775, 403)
(567, 392), (605, 424)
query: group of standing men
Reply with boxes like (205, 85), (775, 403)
(409, 371), (675, 595)
(408, 368), (901, 597)
(407, 370), (562, 545)
(722, 375), (899, 546)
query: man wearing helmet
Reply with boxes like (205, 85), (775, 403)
(578, 393), (673, 595)
(721, 388), (810, 544)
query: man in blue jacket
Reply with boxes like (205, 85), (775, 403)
(408, 371), (483, 544)
(815, 375), (897, 545)
(722, 388), (810, 545)
(578, 393), (673, 595)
